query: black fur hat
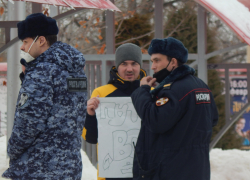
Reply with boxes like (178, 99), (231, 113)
(17, 13), (59, 40)
(148, 37), (188, 63)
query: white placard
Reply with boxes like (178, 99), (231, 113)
(96, 97), (141, 178)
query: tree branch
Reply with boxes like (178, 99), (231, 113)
(115, 30), (154, 46)
(115, 18), (124, 37)
(165, 18), (186, 38)
(1, 0), (7, 9)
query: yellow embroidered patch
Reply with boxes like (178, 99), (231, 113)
(156, 97), (169, 106)
(163, 84), (171, 88)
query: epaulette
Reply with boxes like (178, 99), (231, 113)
(163, 82), (173, 89)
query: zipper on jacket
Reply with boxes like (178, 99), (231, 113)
(133, 142), (145, 171)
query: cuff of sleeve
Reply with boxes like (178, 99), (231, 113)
(141, 85), (151, 91)
(84, 113), (98, 144)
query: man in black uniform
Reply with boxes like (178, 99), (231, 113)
(131, 37), (218, 180)
(82, 43), (146, 180)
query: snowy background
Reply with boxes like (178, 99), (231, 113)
(0, 77), (250, 180)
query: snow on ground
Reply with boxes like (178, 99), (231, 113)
(210, 148), (250, 180)
(81, 147), (97, 180)
(0, 136), (8, 180)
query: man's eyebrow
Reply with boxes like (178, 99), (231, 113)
(152, 57), (160, 61)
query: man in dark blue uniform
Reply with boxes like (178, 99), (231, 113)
(131, 37), (218, 180)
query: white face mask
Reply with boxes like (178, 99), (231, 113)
(20, 36), (38, 63)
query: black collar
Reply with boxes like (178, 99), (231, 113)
(151, 65), (195, 95)
(108, 66), (147, 95)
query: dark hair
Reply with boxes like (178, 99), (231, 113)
(31, 35), (57, 47)
(167, 56), (184, 67)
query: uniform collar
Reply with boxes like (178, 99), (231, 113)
(151, 64), (195, 95)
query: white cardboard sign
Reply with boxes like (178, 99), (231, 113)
(96, 97), (141, 178)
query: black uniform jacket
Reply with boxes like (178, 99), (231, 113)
(82, 66), (146, 180)
(131, 65), (218, 180)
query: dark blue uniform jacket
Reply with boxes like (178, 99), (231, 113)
(131, 65), (218, 180)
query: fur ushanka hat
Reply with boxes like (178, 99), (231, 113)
(148, 37), (188, 63)
(17, 13), (59, 40)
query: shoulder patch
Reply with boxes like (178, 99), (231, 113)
(156, 97), (169, 106)
(67, 77), (87, 92)
(195, 91), (211, 104)
(18, 93), (28, 107)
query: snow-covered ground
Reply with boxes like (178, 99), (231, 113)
(210, 149), (250, 180)
(1, 78), (250, 180)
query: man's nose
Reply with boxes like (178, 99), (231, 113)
(127, 64), (133, 71)
(151, 62), (156, 70)
(20, 44), (25, 51)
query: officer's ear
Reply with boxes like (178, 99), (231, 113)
(171, 58), (178, 67)
(38, 36), (47, 47)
